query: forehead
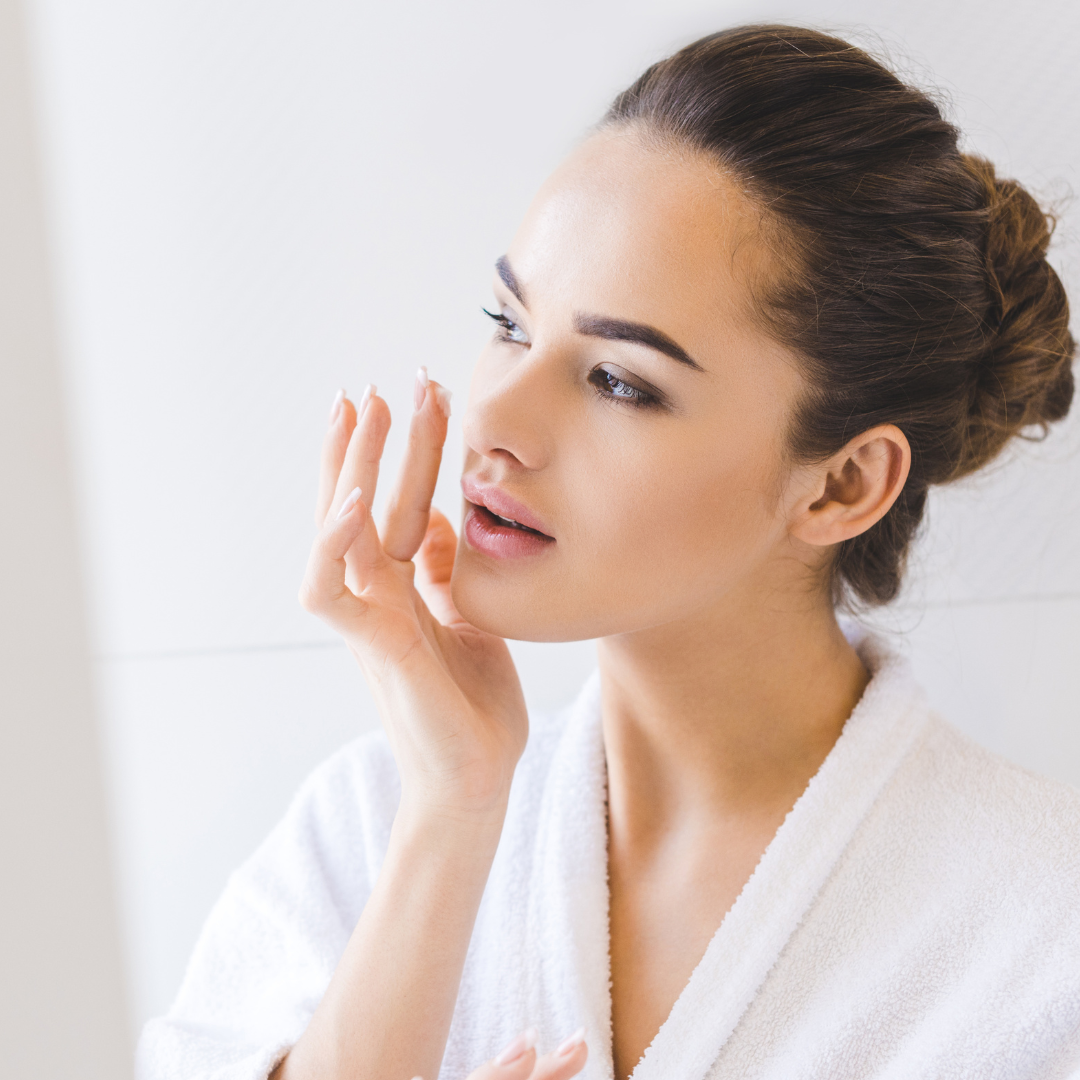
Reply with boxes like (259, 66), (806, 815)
(506, 127), (767, 335)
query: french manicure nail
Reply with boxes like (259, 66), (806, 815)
(435, 385), (453, 418)
(359, 383), (375, 418)
(329, 387), (345, 423)
(494, 1027), (538, 1066)
(555, 1027), (586, 1056)
(414, 366), (430, 412)
(336, 486), (362, 520)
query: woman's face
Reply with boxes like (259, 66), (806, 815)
(452, 127), (812, 642)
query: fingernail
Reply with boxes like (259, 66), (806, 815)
(359, 383), (375, 418)
(555, 1027), (586, 1056)
(434, 385), (452, 418)
(494, 1027), (538, 1066)
(414, 365), (429, 412)
(329, 387), (345, 423)
(336, 486), (362, 520)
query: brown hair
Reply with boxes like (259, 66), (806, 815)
(606, 25), (1075, 606)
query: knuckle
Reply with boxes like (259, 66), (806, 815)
(297, 580), (323, 614)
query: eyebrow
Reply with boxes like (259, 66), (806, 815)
(495, 255), (703, 371)
(573, 313), (704, 371)
(495, 255), (525, 305)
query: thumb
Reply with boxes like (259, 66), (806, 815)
(416, 507), (457, 583)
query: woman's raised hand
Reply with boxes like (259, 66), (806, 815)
(277, 375), (537, 1080)
(300, 374), (528, 820)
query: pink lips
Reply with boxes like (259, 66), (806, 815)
(461, 477), (555, 560)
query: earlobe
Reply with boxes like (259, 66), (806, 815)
(790, 425), (911, 548)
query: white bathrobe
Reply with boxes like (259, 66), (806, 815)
(138, 633), (1080, 1080)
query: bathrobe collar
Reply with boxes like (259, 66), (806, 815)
(530, 630), (930, 1080)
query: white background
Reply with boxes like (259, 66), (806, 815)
(23, 0), (1080, 1037)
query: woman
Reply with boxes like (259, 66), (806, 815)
(138, 25), (1080, 1080)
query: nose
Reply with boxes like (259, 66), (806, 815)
(462, 350), (563, 472)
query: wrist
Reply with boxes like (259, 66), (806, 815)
(392, 793), (509, 859)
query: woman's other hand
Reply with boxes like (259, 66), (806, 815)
(300, 375), (528, 821)
(412, 1027), (589, 1080)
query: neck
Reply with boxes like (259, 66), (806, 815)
(597, 587), (868, 841)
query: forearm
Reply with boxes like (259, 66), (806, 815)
(275, 800), (507, 1080)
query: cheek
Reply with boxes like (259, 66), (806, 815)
(573, 423), (785, 595)
(449, 406), (791, 641)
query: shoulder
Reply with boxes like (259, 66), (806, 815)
(238, 727), (401, 902)
(845, 626), (1080, 888)
(243, 693), (584, 891)
(911, 716), (1080, 845)
(877, 712), (1080, 903)
(143, 730), (403, 1070)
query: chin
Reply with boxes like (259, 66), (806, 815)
(449, 560), (656, 643)
(451, 573), (561, 641)
(449, 559), (602, 643)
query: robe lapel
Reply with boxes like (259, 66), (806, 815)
(527, 672), (616, 1080)
(631, 638), (931, 1080)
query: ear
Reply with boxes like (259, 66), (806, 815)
(789, 424), (911, 548)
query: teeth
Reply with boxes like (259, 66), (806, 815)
(492, 511), (524, 530)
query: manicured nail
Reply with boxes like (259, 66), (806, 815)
(336, 487), (362, 520)
(435, 385), (452, 418)
(358, 383), (375, 418)
(329, 387), (345, 423)
(494, 1027), (538, 1065)
(555, 1027), (586, 1056)
(414, 365), (429, 411)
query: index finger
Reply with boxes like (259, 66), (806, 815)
(381, 367), (452, 562)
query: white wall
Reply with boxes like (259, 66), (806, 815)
(25, 0), (1080, 1036)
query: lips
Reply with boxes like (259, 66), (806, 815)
(461, 478), (554, 538)
(461, 477), (555, 559)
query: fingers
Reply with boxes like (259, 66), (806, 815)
(328, 386), (392, 522)
(463, 1031), (537, 1080)
(316, 389), (357, 526)
(299, 487), (385, 631)
(459, 1029), (587, 1080)
(414, 508), (462, 625)
(529, 1031), (588, 1080)
(382, 367), (452, 562)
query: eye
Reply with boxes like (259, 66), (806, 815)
(589, 367), (659, 408)
(482, 307), (529, 345)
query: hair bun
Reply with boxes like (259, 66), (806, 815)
(608, 25), (1076, 606)
(959, 154), (1075, 477)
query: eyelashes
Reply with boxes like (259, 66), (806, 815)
(482, 307), (529, 344)
(587, 368), (659, 408)
(481, 307), (661, 409)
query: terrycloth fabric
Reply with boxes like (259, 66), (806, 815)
(138, 633), (1080, 1080)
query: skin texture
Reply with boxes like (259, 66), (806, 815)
(276, 127), (910, 1080)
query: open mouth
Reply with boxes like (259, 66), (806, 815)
(472, 503), (554, 541)
(460, 477), (555, 558)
